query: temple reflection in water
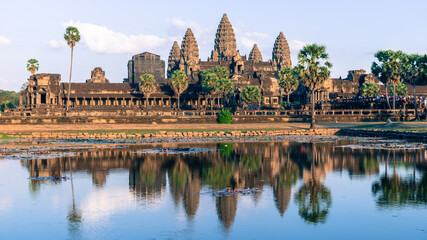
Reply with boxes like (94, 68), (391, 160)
(22, 142), (427, 229)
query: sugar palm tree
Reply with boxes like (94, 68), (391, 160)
(171, 70), (188, 111)
(278, 67), (299, 105)
(26, 59), (39, 75)
(216, 77), (234, 108)
(64, 26), (81, 113)
(201, 72), (218, 110)
(295, 44), (332, 129)
(139, 74), (157, 110)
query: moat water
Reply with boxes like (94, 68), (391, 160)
(0, 141), (426, 240)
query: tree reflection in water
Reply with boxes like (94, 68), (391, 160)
(22, 141), (426, 232)
(372, 149), (427, 208)
(67, 158), (82, 239)
(295, 180), (332, 224)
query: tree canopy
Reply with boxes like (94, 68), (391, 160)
(295, 44), (332, 92)
(139, 74), (157, 95)
(240, 85), (261, 105)
(359, 82), (379, 97)
(171, 70), (188, 110)
(389, 83), (407, 96)
(64, 26), (81, 48)
(26, 59), (39, 74)
(216, 77), (234, 97)
(171, 70), (188, 96)
(278, 67), (299, 96)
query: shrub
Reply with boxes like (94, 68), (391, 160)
(217, 109), (232, 124)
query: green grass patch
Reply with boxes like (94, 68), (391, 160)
(0, 133), (18, 140)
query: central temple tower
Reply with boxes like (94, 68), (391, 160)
(209, 14), (239, 62)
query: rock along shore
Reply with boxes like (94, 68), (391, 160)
(7, 129), (340, 140)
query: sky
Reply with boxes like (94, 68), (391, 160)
(0, 0), (426, 92)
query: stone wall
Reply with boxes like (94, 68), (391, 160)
(128, 52), (165, 84)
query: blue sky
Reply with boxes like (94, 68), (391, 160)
(0, 0), (426, 91)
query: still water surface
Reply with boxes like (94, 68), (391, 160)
(0, 141), (426, 240)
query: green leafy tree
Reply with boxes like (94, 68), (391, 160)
(170, 70), (188, 110)
(64, 26), (81, 113)
(359, 82), (379, 97)
(240, 85), (261, 108)
(201, 67), (229, 110)
(0, 89), (19, 106)
(401, 54), (427, 120)
(295, 44), (332, 129)
(216, 77), (234, 107)
(139, 74), (157, 110)
(26, 59), (39, 75)
(278, 67), (299, 104)
(388, 83), (407, 96)
(371, 50), (405, 110)
(0, 100), (15, 112)
(201, 72), (219, 110)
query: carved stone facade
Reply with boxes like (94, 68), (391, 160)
(167, 41), (180, 78)
(179, 28), (200, 76)
(248, 44), (263, 62)
(87, 67), (109, 83)
(272, 32), (292, 71)
(210, 13), (239, 62)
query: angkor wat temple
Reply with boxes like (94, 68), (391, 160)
(9, 14), (427, 118)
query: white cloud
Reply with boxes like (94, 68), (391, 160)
(166, 17), (208, 39)
(290, 40), (310, 51)
(0, 36), (11, 46)
(238, 31), (274, 53)
(46, 39), (67, 48)
(47, 21), (166, 54)
(239, 37), (257, 50)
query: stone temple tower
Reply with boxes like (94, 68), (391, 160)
(248, 44), (263, 62)
(167, 41), (180, 78)
(179, 28), (200, 76)
(272, 32), (292, 71)
(210, 13), (239, 62)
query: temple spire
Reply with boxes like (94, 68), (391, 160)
(167, 41), (180, 78)
(211, 13), (238, 61)
(180, 28), (199, 62)
(180, 28), (200, 75)
(249, 44), (263, 62)
(272, 32), (292, 71)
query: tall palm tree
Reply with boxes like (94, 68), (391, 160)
(170, 70), (188, 111)
(26, 59), (39, 75)
(295, 44), (332, 129)
(64, 26), (81, 113)
(139, 74), (157, 111)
